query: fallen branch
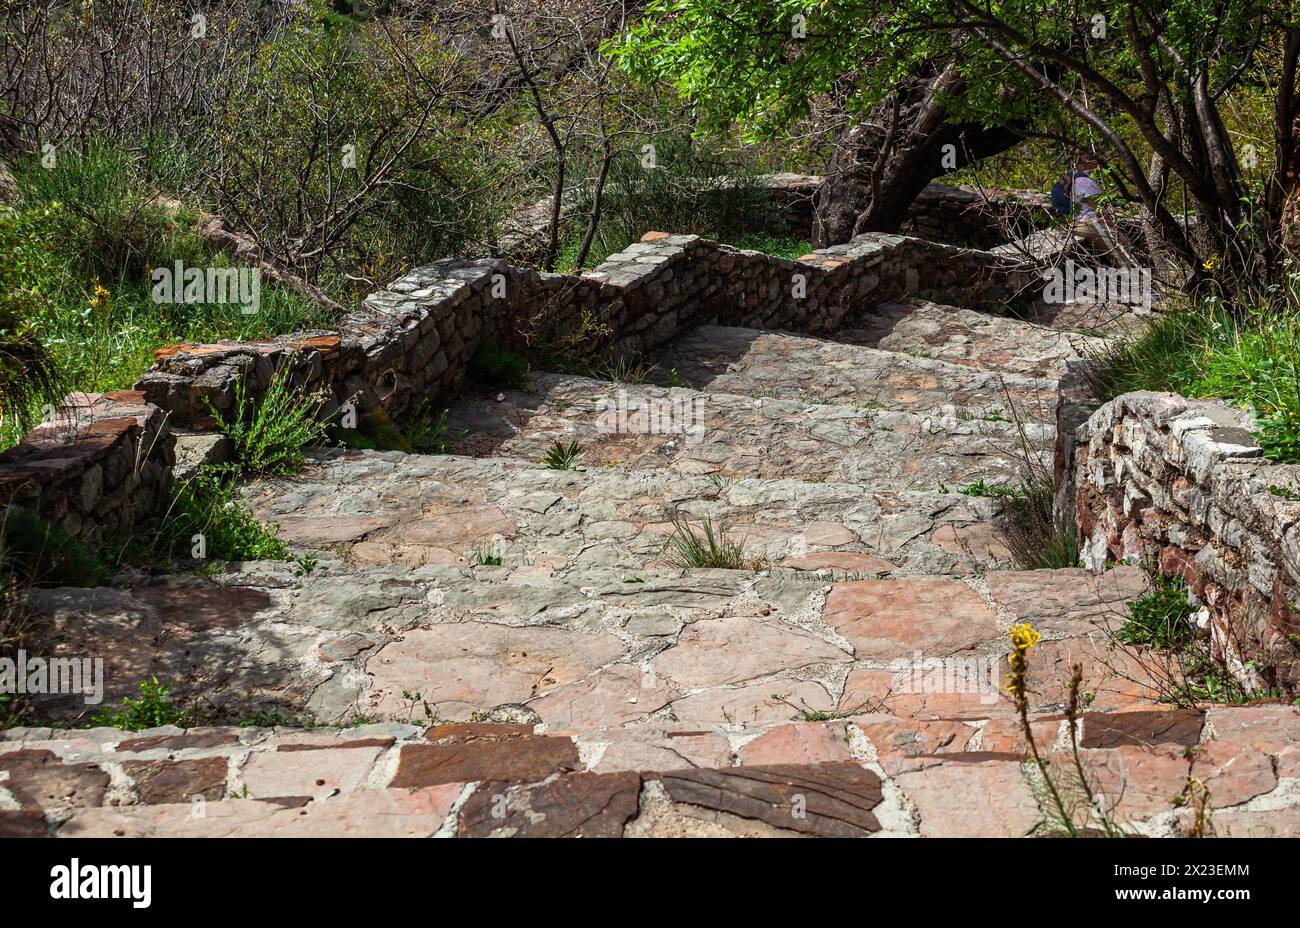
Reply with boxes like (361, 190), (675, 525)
(154, 196), (346, 316)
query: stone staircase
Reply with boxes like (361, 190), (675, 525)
(8, 296), (1300, 839)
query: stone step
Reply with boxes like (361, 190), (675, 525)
(835, 299), (1100, 379)
(25, 561), (1150, 732)
(13, 700), (1299, 837)
(241, 449), (1022, 577)
(442, 373), (1053, 489)
(647, 325), (1060, 422)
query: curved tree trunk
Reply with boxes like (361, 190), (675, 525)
(811, 72), (1023, 248)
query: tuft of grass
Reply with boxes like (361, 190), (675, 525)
(542, 439), (583, 470)
(594, 355), (655, 385)
(998, 480), (1079, 570)
(661, 513), (760, 570)
(208, 364), (329, 477)
(472, 545), (503, 566)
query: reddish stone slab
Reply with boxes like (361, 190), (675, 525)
(124, 757), (229, 804)
(823, 578), (1001, 659)
(0, 810), (50, 837)
(737, 722), (852, 766)
(132, 584), (273, 629)
(118, 731), (240, 752)
(458, 771), (641, 837)
(894, 754), (1040, 837)
(391, 727), (579, 788)
(1080, 708), (1204, 749)
(0, 749), (109, 813)
(657, 762), (882, 837)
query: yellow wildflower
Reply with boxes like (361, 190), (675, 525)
(1005, 623), (1040, 706)
(1008, 622), (1040, 651)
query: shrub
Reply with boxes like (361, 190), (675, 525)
(209, 364), (329, 477)
(558, 135), (787, 270)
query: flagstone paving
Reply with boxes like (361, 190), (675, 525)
(10, 292), (1299, 838)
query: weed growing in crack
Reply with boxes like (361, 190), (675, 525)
(403, 401), (461, 454)
(88, 675), (188, 730)
(661, 512), (762, 570)
(959, 478), (1025, 499)
(1008, 624), (1214, 837)
(208, 363), (329, 477)
(1101, 572), (1261, 707)
(543, 439), (584, 470)
(992, 394), (1078, 568)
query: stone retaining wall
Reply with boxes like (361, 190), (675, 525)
(134, 230), (1041, 426)
(0, 392), (173, 546)
(1055, 373), (1300, 692)
(0, 229), (1040, 542)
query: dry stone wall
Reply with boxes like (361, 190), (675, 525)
(0, 392), (173, 546)
(1055, 371), (1300, 692)
(134, 230), (1042, 425)
(0, 230), (1039, 542)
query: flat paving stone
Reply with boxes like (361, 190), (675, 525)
(651, 325), (1059, 421)
(823, 578), (1002, 659)
(442, 373), (1051, 488)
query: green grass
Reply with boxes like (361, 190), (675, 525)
(728, 232), (813, 259)
(661, 513), (760, 569)
(1, 143), (331, 451)
(1089, 300), (1300, 462)
(472, 545), (503, 566)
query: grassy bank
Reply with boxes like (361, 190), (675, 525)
(1088, 293), (1300, 463)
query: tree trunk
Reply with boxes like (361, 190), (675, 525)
(1281, 124), (1300, 251)
(811, 76), (1023, 247)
